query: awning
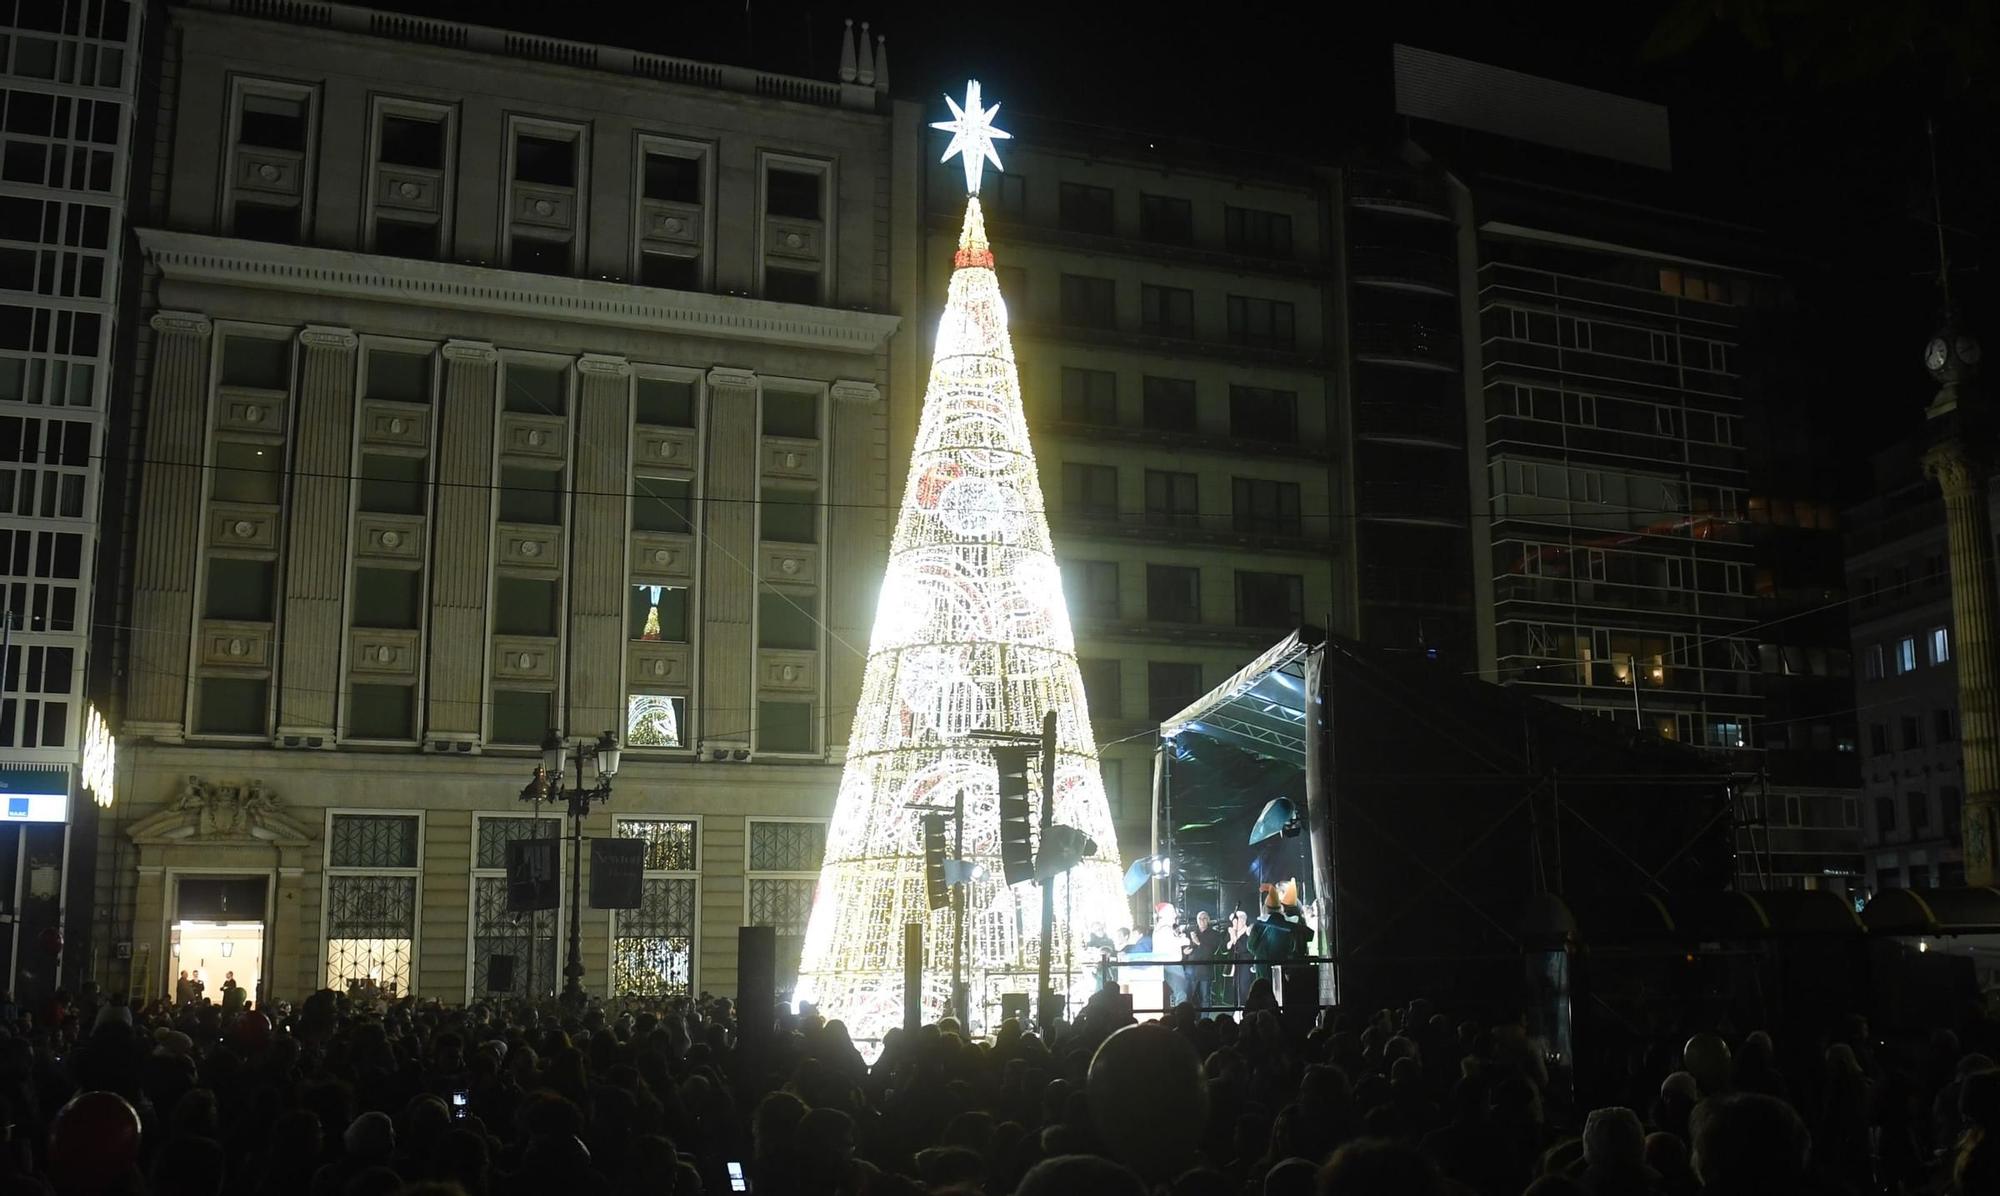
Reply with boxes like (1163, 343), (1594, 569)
(1159, 629), (1320, 766)
(1863, 887), (2000, 936)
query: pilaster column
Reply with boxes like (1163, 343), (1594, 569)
(827, 379), (885, 752)
(700, 367), (759, 751)
(1926, 439), (2000, 883)
(276, 325), (357, 741)
(568, 354), (631, 738)
(127, 312), (214, 739)
(427, 340), (498, 742)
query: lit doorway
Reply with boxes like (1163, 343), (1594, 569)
(170, 920), (264, 1006)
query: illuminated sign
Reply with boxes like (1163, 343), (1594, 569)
(82, 703), (115, 809)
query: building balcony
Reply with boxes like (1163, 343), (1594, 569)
(1349, 245), (1456, 296)
(1017, 318), (1320, 370)
(1043, 418), (1333, 464)
(1355, 399), (1465, 449)
(1357, 478), (1466, 527)
(1346, 167), (1451, 220)
(1353, 322), (1460, 371)
(1048, 509), (1332, 556)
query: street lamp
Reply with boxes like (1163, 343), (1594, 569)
(521, 727), (621, 1013)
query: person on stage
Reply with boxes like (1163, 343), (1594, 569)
(1181, 911), (1227, 1008)
(1226, 910), (1255, 1008)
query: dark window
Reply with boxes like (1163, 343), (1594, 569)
(238, 93), (307, 151)
(988, 173), (1027, 214)
(357, 453), (426, 515)
(1236, 571), (1304, 628)
(513, 134), (575, 186)
(764, 266), (820, 304)
(1140, 194), (1194, 245)
(1900, 713), (1923, 751)
(761, 486), (816, 543)
(994, 265), (1025, 308)
(1140, 285), (1195, 338)
(504, 365), (565, 416)
(1060, 274), (1116, 330)
(759, 590), (817, 650)
(211, 441), (281, 504)
(348, 683), (414, 739)
(1233, 477), (1302, 536)
(1079, 658), (1121, 719)
(1936, 708), (1957, 743)
(1910, 791), (1930, 833)
(1227, 295), (1296, 349)
(640, 252), (700, 290)
(644, 153), (702, 203)
(508, 235), (570, 275)
(204, 557), (275, 621)
(1875, 796), (1896, 834)
(498, 466), (562, 525)
(353, 567), (421, 629)
(1064, 560), (1118, 620)
(1229, 386), (1299, 441)
(629, 584), (688, 641)
(1062, 463), (1118, 518)
(197, 677), (268, 735)
(633, 476), (693, 534)
(1224, 206), (1293, 256)
(635, 377), (696, 427)
(1058, 182), (1114, 235)
(494, 576), (558, 637)
(766, 168), (821, 219)
(1142, 376), (1197, 432)
(1144, 470), (1198, 529)
(763, 390), (818, 439)
(378, 114), (444, 168)
(491, 689), (552, 744)
(1148, 661), (1203, 723)
(1060, 368), (1116, 425)
(374, 218), (438, 260)
(221, 337), (291, 388)
(1943, 787), (1963, 837)
(1868, 723), (1888, 755)
(757, 700), (813, 753)
(1146, 564), (1201, 624)
(367, 351), (431, 403)
(233, 200), (300, 244)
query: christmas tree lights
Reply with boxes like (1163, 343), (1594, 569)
(793, 85), (1125, 1042)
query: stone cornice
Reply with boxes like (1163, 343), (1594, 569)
(831, 379), (882, 404)
(577, 353), (632, 377)
(299, 324), (358, 350)
(150, 310), (212, 338)
(442, 339), (498, 364)
(138, 228), (901, 354)
(707, 367), (758, 391)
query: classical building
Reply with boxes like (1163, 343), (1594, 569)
(917, 119), (1343, 859)
(86, 0), (913, 1005)
(0, 0), (142, 1002)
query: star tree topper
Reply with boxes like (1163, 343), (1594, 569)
(932, 79), (1011, 195)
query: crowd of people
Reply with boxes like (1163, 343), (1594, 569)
(3, 974), (2000, 1195)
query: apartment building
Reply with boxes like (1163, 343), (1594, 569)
(913, 117), (1343, 854)
(0, 0), (140, 1002)
(87, 0), (913, 1004)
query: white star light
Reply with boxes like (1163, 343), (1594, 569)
(932, 79), (1011, 196)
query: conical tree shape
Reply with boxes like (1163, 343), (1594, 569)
(794, 199), (1126, 1042)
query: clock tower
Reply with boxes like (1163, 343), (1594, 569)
(1921, 315), (1994, 884)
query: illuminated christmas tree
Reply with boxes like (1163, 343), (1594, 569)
(793, 83), (1126, 1042)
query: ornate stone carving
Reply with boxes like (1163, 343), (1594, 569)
(577, 353), (632, 377)
(831, 379), (882, 404)
(150, 311), (213, 339)
(172, 775), (281, 838)
(442, 339), (499, 363)
(1924, 441), (1983, 494)
(707, 366), (758, 391)
(299, 325), (359, 351)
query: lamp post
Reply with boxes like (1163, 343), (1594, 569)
(522, 728), (621, 1013)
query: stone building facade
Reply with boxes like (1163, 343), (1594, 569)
(88, 0), (913, 1005)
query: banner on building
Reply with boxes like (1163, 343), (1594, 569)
(506, 838), (560, 912)
(590, 838), (645, 909)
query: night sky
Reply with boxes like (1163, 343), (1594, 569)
(392, 0), (1997, 488)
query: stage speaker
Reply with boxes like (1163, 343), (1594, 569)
(1279, 963), (1319, 1027)
(904, 923), (924, 1032)
(738, 926), (776, 1050)
(923, 814), (949, 910)
(487, 954), (515, 993)
(1000, 991), (1030, 1025)
(994, 747), (1035, 886)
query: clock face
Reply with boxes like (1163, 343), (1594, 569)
(1960, 336), (1984, 366)
(1926, 337), (1950, 371)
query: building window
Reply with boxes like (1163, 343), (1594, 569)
(1140, 194), (1193, 245)
(504, 118), (587, 275)
(1909, 791), (1930, 833)
(761, 156), (830, 303)
(987, 172), (1027, 215)
(1936, 707), (1957, 743)
(1060, 274), (1116, 330)
(626, 693), (685, 748)
(204, 557), (275, 622)
(1943, 787), (1963, 837)
(762, 388), (819, 439)
(1058, 181), (1114, 235)
(1101, 757), (1125, 822)
(1141, 376), (1197, 432)
(1140, 284), (1195, 338)
(757, 699), (814, 754)
(634, 136), (709, 291)
(1148, 661), (1204, 723)
(747, 820), (826, 996)
(994, 265), (1026, 310)
(1868, 723), (1888, 755)
(1896, 636), (1918, 674)
(1224, 206), (1293, 257)
(211, 441), (281, 504)
(498, 466), (563, 525)
(633, 476), (693, 534)
(353, 567), (422, 630)
(366, 348), (433, 404)
(1062, 462), (1118, 519)
(1232, 477), (1302, 536)
(761, 486), (817, 544)
(358, 453), (427, 515)
(1930, 626), (1951, 665)
(635, 376), (697, 427)
(1060, 368), (1116, 426)
(1146, 564), (1201, 624)
(1863, 643), (1884, 680)
(490, 689), (552, 745)
(503, 362), (567, 417)
(1143, 469), (1198, 529)
(628, 584), (688, 642)
(367, 99), (453, 259)
(1900, 713), (1922, 751)
(226, 80), (316, 243)
(195, 677), (268, 736)
(1235, 570), (1304, 628)
(347, 683), (415, 741)
(1226, 295), (1296, 349)
(493, 576), (558, 636)
(324, 813), (420, 999)
(1229, 386), (1298, 442)
(471, 815), (560, 997)
(1064, 559), (1118, 620)
(758, 589), (817, 651)
(1079, 657), (1121, 718)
